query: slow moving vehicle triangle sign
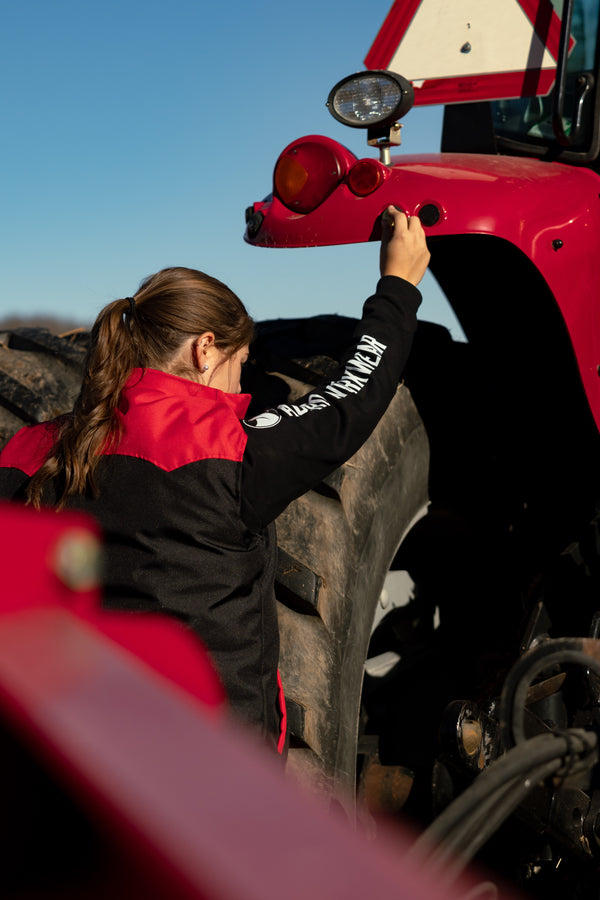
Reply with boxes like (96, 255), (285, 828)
(365, 0), (570, 105)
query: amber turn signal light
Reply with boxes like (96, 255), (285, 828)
(274, 140), (346, 213)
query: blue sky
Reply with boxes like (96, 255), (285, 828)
(1, 1), (458, 333)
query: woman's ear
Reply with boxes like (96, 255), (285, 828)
(193, 332), (216, 371)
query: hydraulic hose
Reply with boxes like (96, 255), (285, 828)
(412, 731), (596, 881)
(499, 637), (600, 748)
(411, 635), (600, 884)
(413, 731), (594, 852)
(420, 759), (565, 881)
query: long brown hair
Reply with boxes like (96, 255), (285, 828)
(27, 267), (254, 508)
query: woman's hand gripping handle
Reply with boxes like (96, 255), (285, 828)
(380, 205), (431, 286)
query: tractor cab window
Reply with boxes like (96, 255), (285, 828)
(491, 0), (599, 156)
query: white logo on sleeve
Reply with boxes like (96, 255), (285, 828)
(244, 410), (282, 429)
(244, 334), (387, 426)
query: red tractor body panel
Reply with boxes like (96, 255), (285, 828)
(248, 139), (600, 432)
(0, 502), (504, 899)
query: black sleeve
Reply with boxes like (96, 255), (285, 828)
(0, 468), (29, 501)
(240, 275), (422, 531)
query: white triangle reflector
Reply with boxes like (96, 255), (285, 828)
(365, 0), (570, 105)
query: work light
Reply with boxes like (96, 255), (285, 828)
(327, 71), (414, 129)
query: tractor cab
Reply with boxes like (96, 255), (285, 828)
(490, 0), (600, 162)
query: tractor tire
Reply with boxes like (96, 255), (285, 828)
(247, 346), (430, 807)
(0, 328), (88, 449)
(246, 317), (429, 804)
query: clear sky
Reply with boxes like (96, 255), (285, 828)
(1, 1), (458, 334)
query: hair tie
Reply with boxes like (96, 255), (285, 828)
(126, 297), (136, 316)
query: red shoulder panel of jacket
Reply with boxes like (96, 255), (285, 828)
(112, 368), (251, 471)
(0, 422), (57, 476)
(0, 370), (252, 477)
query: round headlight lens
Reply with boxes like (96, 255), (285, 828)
(327, 71), (414, 129)
(333, 76), (401, 126)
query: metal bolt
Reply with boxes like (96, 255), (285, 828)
(552, 239), (564, 251)
(461, 42), (472, 53)
(461, 718), (483, 756)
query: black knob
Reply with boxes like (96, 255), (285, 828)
(418, 204), (441, 227)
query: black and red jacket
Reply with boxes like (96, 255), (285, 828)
(0, 276), (421, 746)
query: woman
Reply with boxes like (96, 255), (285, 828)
(0, 207), (429, 751)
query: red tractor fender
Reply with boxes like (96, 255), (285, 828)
(248, 137), (600, 432)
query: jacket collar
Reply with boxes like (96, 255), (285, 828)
(123, 367), (251, 418)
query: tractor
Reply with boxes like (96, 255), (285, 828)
(3, 0), (600, 894)
(241, 0), (600, 893)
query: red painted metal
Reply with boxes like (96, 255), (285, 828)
(0, 502), (510, 899)
(0, 502), (226, 710)
(246, 138), (600, 432)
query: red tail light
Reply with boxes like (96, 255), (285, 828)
(274, 139), (350, 213)
(347, 159), (387, 196)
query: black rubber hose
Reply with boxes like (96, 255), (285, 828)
(410, 641), (600, 883)
(424, 759), (562, 881)
(499, 638), (600, 748)
(412, 730), (596, 876)
(414, 731), (594, 851)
